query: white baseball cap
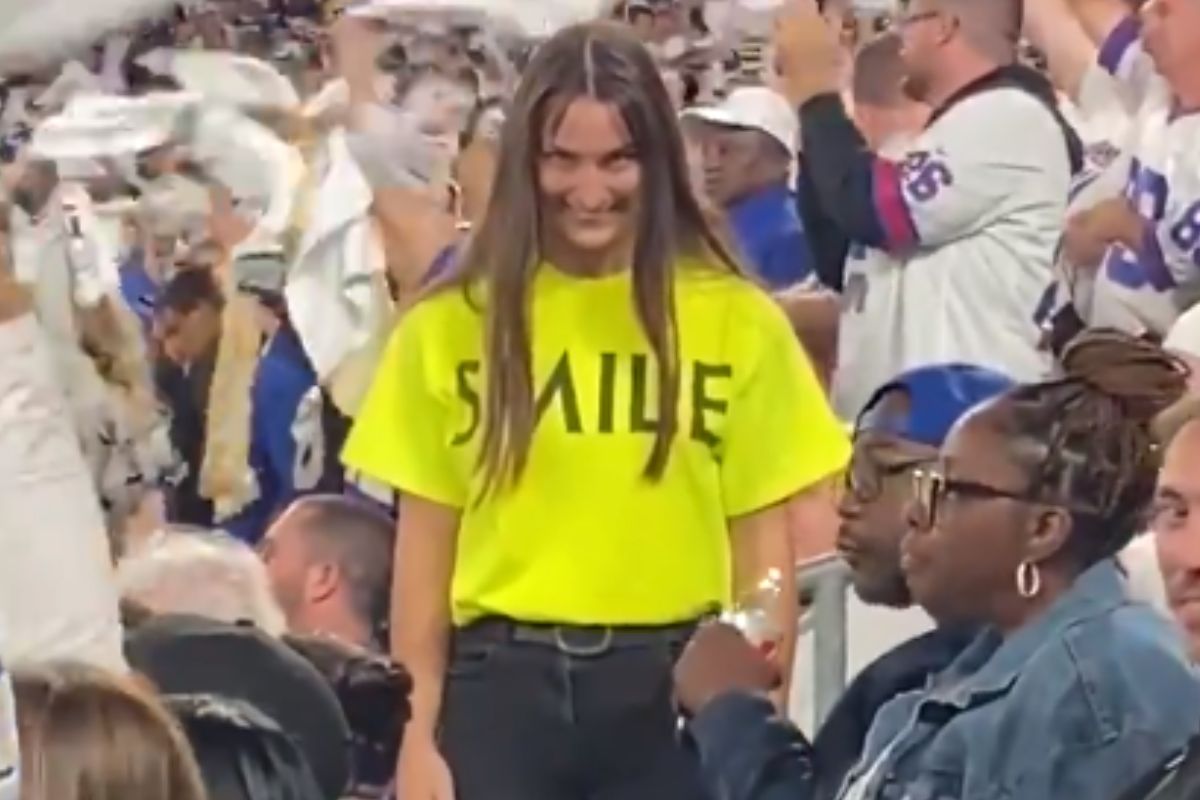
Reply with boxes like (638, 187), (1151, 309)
(680, 86), (798, 155)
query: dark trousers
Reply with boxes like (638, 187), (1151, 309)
(439, 619), (712, 800)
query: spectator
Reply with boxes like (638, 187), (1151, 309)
(0, 245), (124, 672)
(787, 364), (1013, 795)
(1115, 395), (1200, 799)
(117, 527), (288, 636)
(12, 662), (207, 800)
(155, 261), (335, 544)
(1118, 372), (1200, 615)
(155, 267), (223, 527)
(260, 494), (396, 651)
(678, 330), (1199, 800)
(343, 20), (847, 800)
(681, 87), (812, 290)
(832, 32), (931, 420)
(454, 98), (504, 230)
(166, 694), (326, 800)
(286, 634), (411, 799)
(1151, 395), (1200, 658)
(126, 613), (350, 800)
(849, 34), (931, 154)
(780, 0), (1081, 383)
(1030, 0), (1200, 339)
(221, 281), (335, 545)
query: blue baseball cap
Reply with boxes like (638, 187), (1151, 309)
(855, 364), (1017, 448)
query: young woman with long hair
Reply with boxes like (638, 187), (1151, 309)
(345, 20), (848, 800)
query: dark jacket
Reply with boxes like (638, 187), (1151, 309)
(1117, 736), (1200, 800)
(690, 562), (1200, 800)
(687, 625), (972, 800)
(157, 346), (217, 527)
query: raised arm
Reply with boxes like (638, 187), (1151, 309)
(1065, 0), (1135, 46)
(0, 243), (125, 673)
(1023, 0), (1098, 101)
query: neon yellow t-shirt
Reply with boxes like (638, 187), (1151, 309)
(343, 258), (849, 626)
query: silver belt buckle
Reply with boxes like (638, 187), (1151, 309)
(552, 626), (614, 657)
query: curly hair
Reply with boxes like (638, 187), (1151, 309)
(993, 330), (1189, 565)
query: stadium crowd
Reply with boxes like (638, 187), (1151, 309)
(1, 0), (1200, 798)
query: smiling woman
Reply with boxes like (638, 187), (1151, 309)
(342, 19), (849, 800)
(536, 97), (643, 272)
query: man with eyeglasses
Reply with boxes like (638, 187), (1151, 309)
(674, 364), (1012, 800)
(775, 0), (1083, 387)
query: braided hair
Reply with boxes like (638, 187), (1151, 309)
(993, 330), (1189, 566)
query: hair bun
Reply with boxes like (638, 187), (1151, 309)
(1059, 329), (1189, 423)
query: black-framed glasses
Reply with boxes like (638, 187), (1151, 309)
(844, 449), (931, 503)
(910, 468), (1036, 530)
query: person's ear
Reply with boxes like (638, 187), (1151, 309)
(1022, 505), (1074, 565)
(935, 12), (959, 46)
(305, 562), (340, 603)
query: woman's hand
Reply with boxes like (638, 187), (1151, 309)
(396, 730), (456, 800)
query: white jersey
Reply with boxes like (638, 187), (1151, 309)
(1054, 67), (1133, 328)
(832, 241), (905, 421)
(1089, 19), (1200, 336)
(877, 87), (1067, 380)
(832, 139), (908, 421)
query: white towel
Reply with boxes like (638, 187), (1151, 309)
(346, 0), (608, 38)
(0, 0), (176, 73)
(29, 92), (196, 163)
(286, 128), (393, 416)
(137, 49), (301, 112)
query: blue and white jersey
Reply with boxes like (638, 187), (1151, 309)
(877, 88), (1066, 380)
(832, 136), (910, 421)
(221, 325), (331, 544)
(1088, 17), (1200, 336)
(1055, 67), (1135, 330)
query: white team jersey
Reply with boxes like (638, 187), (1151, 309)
(832, 239), (904, 421)
(1064, 67), (1134, 156)
(1089, 21), (1200, 336)
(833, 135), (913, 422)
(877, 88), (1066, 380)
(1055, 67), (1133, 329)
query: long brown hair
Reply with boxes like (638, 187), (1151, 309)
(440, 21), (744, 495)
(13, 662), (209, 800)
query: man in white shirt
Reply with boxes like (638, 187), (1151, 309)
(777, 0), (1080, 385)
(832, 33), (930, 420)
(1031, 0), (1200, 339)
(0, 231), (124, 673)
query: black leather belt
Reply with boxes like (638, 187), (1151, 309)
(455, 617), (703, 657)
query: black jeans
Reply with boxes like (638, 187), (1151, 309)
(439, 619), (712, 800)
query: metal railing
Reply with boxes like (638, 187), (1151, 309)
(796, 553), (853, 727)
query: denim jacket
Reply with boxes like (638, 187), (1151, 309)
(691, 560), (1200, 800)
